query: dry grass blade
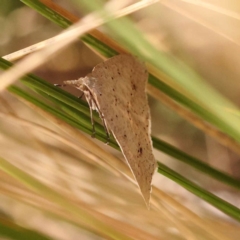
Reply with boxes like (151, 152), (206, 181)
(0, 111), (120, 176)
(0, 94), (193, 239)
(0, 174), (161, 240)
(0, 0), (158, 90)
(4, 0), (158, 61)
(151, 188), (231, 240)
(13, 95), (135, 180)
(160, 0), (240, 46)
(182, 0), (240, 20)
(9, 94), (231, 240)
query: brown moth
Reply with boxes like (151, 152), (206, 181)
(64, 54), (156, 205)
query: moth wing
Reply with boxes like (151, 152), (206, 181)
(85, 55), (156, 204)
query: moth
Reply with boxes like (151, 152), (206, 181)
(64, 54), (156, 205)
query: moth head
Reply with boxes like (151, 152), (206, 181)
(63, 78), (87, 91)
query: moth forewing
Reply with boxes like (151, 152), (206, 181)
(64, 55), (156, 206)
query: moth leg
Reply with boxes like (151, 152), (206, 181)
(85, 90), (110, 143)
(83, 91), (96, 138)
(94, 104), (110, 144)
(89, 106), (96, 138)
(77, 92), (84, 99)
(102, 117), (110, 144)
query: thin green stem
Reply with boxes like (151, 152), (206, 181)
(158, 162), (240, 221)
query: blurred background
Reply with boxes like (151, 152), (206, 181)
(0, 0), (240, 239)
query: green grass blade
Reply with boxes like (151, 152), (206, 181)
(8, 86), (98, 140)
(34, 89), (117, 146)
(153, 137), (240, 190)
(157, 162), (240, 221)
(8, 86), (117, 148)
(20, 0), (118, 58)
